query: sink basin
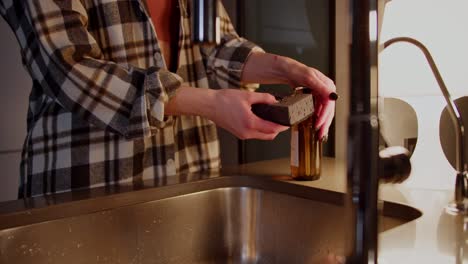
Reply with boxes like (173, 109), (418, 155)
(0, 176), (421, 263)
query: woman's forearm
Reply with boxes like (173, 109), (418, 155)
(242, 51), (335, 97)
(165, 86), (216, 118)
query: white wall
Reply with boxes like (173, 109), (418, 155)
(380, 0), (468, 190)
(0, 17), (30, 201)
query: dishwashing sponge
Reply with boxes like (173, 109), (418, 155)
(251, 93), (314, 126)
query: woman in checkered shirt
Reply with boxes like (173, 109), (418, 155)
(0, 0), (335, 197)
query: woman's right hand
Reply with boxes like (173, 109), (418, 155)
(165, 87), (288, 140)
(208, 89), (289, 140)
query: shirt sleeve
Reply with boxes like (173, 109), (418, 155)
(25, 0), (182, 139)
(200, 3), (264, 91)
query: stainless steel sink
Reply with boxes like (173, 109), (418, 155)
(0, 176), (421, 264)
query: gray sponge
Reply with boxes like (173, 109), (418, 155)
(251, 93), (314, 126)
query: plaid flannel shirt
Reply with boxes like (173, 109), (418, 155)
(0, 0), (262, 197)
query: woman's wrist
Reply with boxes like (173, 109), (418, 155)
(242, 52), (291, 85)
(275, 56), (300, 85)
(165, 86), (217, 119)
(272, 54), (292, 84)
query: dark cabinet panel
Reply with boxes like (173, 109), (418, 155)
(220, 0), (334, 164)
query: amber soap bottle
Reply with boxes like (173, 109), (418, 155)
(290, 93), (322, 180)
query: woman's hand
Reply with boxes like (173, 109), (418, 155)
(208, 89), (289, 140)
(243, 52), (336, 140)
(165, 87), (288, 140)
(282, 57), (336, 140)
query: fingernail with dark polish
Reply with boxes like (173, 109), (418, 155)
(329, 92), (339, 101)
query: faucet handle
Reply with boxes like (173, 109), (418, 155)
(379, 146), (412, 184)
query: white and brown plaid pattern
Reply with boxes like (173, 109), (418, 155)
(0, 0), (262, 197)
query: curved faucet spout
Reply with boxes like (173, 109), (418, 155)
(383, 37), (467, 213)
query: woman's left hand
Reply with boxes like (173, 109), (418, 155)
(284, 58), (336, 140)
(243, 52), (336, 140)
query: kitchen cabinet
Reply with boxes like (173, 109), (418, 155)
(235, 0), (334, 163)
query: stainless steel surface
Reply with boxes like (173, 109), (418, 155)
(0, 173), (420, 264)
(226, 158), (468, 263)
(383, 37), (468, 214)
(347, 0), (381, 262)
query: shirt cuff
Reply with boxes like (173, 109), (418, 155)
(223, 38), (265, 84)
(206, 36), (264, 90)
(145, 68), (183, 128)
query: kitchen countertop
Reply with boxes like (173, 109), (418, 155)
(0, 157), (466, 263)
(223, 157), (467, 263)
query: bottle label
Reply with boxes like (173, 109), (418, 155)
(291, 130), (299, 167)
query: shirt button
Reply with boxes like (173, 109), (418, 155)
(154, 53), (164, 68)
(166, 158), (176, 175)
(154, 52), (162, 61)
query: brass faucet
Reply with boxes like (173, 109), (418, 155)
(383, 37), (468, 214)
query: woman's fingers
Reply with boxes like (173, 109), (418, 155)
(300, 68), (336, 99)
(313, 96), (324, 119)
(315, 100), (334, 129)
(237, 116), (288, 140)
(286, 63), (336, 138)
(247, 130), (283, 141)
(313, 98), (335, 140)
(212, 89), (289, 140)
(317, 70), (337, 95)
(255, 119), (289, 134)
(245, 91), (289, 137)
(318, 108), (334, 140)
(247, 91), (278, 105)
